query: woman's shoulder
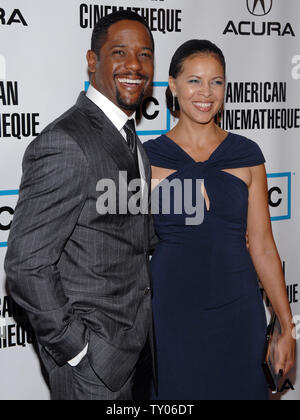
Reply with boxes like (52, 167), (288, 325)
(227, 132), (266, 167)
(142, 135), (181, 169)
(143, 135), (166, 153)
(142, 136), (166, 164)
(143, 136), (160, 148)
(229, 132), (263, 151)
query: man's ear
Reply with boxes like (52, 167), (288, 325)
(86, 50), (97, 73)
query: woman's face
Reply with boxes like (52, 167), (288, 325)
(169, 53), (225, 126)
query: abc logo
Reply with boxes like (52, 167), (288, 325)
(137, 82), (170, 136)
(267, 173), (291, 221)
(0, 192), (19, 246)
(0, 206), (14, 231)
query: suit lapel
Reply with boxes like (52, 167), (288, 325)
(76, 92), (152, 200)
(136, 137), (151, 202)
(76, 92), (139, 183)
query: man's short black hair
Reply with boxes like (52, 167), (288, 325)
(91, 11), (155, 58)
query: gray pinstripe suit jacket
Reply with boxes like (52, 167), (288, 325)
(4, 92), (157, 392)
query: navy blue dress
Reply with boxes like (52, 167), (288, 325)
(143, 133), (269, 400)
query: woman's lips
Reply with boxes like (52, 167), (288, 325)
(193, 102), (213, 112)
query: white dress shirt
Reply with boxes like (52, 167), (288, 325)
(68, 85), (146, 367)
(87, 84), (132, 140)
(86, 84), (146, 182)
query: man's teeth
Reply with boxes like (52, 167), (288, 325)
(118, 78), (143, 85)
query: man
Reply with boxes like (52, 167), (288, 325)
(5, 11), (156, 400)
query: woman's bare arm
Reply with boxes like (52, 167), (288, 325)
(247, 164), (295, 374)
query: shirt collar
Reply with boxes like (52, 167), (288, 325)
(86, 84), (135, 131)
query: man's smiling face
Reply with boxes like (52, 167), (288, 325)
(87, 20), (154, 116)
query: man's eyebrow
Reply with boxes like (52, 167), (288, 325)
(109, 44), (153, 52)
(142, 47), (154, 53)
(110, 44), (127, 49)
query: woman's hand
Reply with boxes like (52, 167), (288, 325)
(275, 328), (296, 376)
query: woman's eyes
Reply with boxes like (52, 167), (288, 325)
(213, 80), (224, 86)
(187, 79), (224, 86)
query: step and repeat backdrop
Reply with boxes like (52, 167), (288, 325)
(0, 0), (300, 400)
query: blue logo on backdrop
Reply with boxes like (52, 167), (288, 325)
(267, 172), (291, 221)
(85, 81), (171, 136)
(0, 190), (19, 247)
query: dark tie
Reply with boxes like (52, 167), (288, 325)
(123, 119), (140, 176)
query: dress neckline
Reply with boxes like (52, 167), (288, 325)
(162, 132), (232, 164)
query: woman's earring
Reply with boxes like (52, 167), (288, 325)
(173, 95), (176, 113)
(172, 95), (178, 122)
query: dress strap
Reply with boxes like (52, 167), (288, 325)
(143, 136), (191, 170)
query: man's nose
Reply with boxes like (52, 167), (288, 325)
(125, 53), (143, 72)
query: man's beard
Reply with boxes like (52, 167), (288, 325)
(116, 88), (145, 111)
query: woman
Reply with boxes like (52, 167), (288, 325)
(143, 40), (295, 400)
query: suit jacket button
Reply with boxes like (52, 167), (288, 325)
(144, 287), (151, 296)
